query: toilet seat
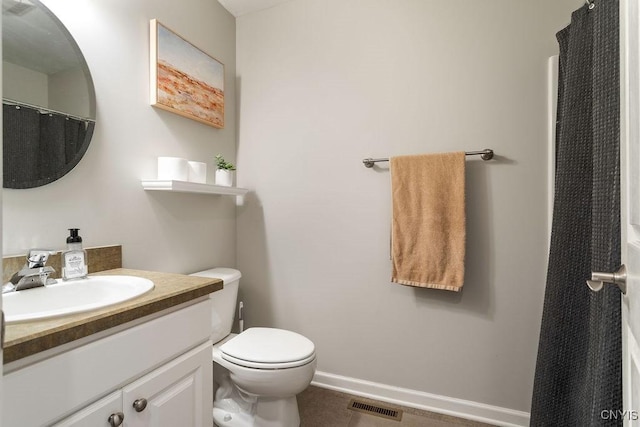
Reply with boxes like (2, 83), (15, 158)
(221, 352), (316, 369)
(220, 327), (316, 369)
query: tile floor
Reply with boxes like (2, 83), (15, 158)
(297, 386), (497, 427)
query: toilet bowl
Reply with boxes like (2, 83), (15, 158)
(190, 268), (316, 427)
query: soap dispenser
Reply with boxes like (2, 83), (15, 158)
(62, 228), (88, 280)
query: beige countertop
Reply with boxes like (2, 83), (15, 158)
(4, 268), (222, 364)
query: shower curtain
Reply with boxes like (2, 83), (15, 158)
(3, 104), (41, 185)
(531, 1), (621, 426)
(3, 103), (93, 188)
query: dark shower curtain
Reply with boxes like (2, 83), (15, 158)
(531, 1), (621, 426)
(3, 104), (41, 184)
(3, 104), (91, 188)
(39, 112), (68, 180)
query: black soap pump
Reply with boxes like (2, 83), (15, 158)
(62, 228), (88, 280)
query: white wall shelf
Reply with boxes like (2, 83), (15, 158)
(141, 180), (249, 196)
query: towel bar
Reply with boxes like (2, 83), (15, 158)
(362, 149), (494, 168)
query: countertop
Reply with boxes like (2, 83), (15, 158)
(4, 268), (222, 364)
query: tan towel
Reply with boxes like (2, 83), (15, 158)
(390, 152), (465, 291)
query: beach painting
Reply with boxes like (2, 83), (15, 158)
(150, 19), (224, 128)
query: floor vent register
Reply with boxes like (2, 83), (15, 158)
(347, 398), (403, 421)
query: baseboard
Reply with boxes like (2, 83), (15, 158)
(311, 371), (530, 427)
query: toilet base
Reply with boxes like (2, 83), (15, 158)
(213, 397), (300, 427)
(213, 364), (301, 427)
(213, 406), (254, 427)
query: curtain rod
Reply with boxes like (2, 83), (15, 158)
(2, 98), (96, 123)
(362, 149), (494, 168)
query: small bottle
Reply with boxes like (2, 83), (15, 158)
(62, 228), (88, 280)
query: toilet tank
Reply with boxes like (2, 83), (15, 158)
(189, 268), (241, 344)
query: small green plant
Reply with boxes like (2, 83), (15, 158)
(215, 154), (236, 171)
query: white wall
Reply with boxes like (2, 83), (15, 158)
(236, 0), (582, 416)
(3, 0), (237, 275)
(49, 66), (91, 119)
(3, 61), (48, 106)
(3, 62), (90, 119)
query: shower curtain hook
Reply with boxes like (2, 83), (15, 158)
(586, 0), (595, 10)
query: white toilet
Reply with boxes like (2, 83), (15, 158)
(190, 268), (317, 427)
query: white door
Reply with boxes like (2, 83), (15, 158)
(0, 6), (4, 426)
(620, 0), (640, 424)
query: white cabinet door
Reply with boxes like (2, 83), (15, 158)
(122, 342), (212, 427)
(52, 391), (123, 427)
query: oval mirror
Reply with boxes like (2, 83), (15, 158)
(2, 0), (96, 189)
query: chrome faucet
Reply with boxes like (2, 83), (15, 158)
(3, 249), (57, 293)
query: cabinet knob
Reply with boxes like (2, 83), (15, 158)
(108, 412), (124, 427)
(133, 398), (148, 412)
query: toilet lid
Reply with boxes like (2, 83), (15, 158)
(220, 327), (315, 368)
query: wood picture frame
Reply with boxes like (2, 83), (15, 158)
(150, 19), (224, 128)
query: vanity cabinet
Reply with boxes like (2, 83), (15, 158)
(53, 343), (211, 427)
(4, 299), (214, 427)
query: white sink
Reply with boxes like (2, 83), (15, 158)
(4, 275), (155, 323)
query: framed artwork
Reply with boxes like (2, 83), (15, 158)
(150, 19), (224, 128)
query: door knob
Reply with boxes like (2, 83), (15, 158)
(108, 412), (124, 427)
(587, 264), (627, 294)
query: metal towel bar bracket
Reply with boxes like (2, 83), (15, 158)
(362, 149), (494, 168)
